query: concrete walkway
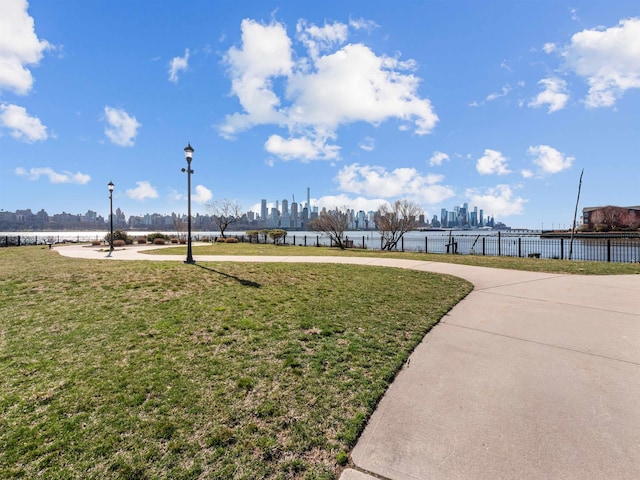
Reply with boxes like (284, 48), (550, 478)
(55, 244), (640, 479)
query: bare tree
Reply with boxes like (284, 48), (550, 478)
(590, 206), (625, 231)
(309, 207), (349, 249)
(173, 217), (186, 241)
(375, 200), (423, 251)
(620, 209), (640, 230)
(207, 199), (243, 238)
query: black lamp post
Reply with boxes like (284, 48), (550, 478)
(108, 181), (114, 255)
(182, 143), (195, 264)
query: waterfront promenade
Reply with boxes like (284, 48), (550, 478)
(55, 244), (640, 480)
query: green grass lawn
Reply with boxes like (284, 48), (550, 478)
(0, 246), (472, 479)
(145, 241), (640, 275)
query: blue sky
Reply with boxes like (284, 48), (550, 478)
(1, 0), (639, 229)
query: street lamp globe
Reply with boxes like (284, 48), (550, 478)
(184, 143), (194, 160)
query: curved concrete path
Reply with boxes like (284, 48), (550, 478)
(55, 244), (640, 480)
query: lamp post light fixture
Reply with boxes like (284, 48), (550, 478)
(107, 181), (114, 256)
(182, 143), (195, 264)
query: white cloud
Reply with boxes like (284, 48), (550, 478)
(296, 20), (348, 60)
(103, 106), (141, 147)
(15, 167), (90, 184)
(429, 151), (449, 166)
(465, 184), (527, 217)
(126, 181), (158, 200)
(528, 77), (569, 113)
(220, 19), (293, 139)
(486, 84), (512, 102)
(335, 163), (454, 204)
(264, 134), (340, 162)
(315, 194), (386, 213)
(569, 8), (580, 22)
(521, 169), (534, 178)
(0, 103), (47, 142)
(560, 17), (640, 107)
(500, 60), (513, 72)
(220, 18), (438, 161)
(542, 42), (556, 54)
(286, 43), (437, 134)
(348, 17), (379, 32)
(193, 185), (213, 204)
(528, 145), (574, 174)
(0, 0), (51, 95)
(168, 48), (190, 83)
(476, 149), (511, 175)
(359, 136), (375, 152)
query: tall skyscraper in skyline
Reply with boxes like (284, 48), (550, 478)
(260, 199), (267, 222)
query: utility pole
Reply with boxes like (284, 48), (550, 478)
(569, 169), (584, 260)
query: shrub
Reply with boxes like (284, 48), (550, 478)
(201, 237), (210, 243)
(137, 237), (147, 244)
(225, 237), (239, 243)
(113, 240), (126, 247)
(105, 229), (129, 243)
(153, 238), (166, 245)
(216, 237), (226, 243)
(170, 238), (179, 244)
(268, 229), (287, 245)
(91, 240), (101, 246)
(147, 232), (170, 242)
(179, 239), (186, 244)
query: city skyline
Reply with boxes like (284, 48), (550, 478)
(0, 197), (500, 232)
(1, 1), (639, 230)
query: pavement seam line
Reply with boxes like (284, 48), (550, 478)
(473, 274), (568, 292)
(475, 289), (640, 317)
(444, 323), (640, 366)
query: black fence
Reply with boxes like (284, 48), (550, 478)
(1, 234), (104, 247)
(241, 233), (640, 263)
(4, 232), (639, 263)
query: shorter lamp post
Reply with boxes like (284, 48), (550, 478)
(182, 143), (195, 264)
(108, 181), (114, 255)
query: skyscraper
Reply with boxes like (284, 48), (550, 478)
(291, 201), (298, 228)
(260, 199), (267, 222)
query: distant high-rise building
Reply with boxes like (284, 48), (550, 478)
(260, 199), (267, 221)
(270, 207), (279, 227)
(441, 208), (448, 227)
(307, 187), (310, 210)
(291, 202), (298, 228)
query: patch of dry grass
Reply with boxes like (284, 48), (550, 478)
(0, 246), (471, 479)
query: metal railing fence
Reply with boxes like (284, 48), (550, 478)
(3, 232), (639, 263)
